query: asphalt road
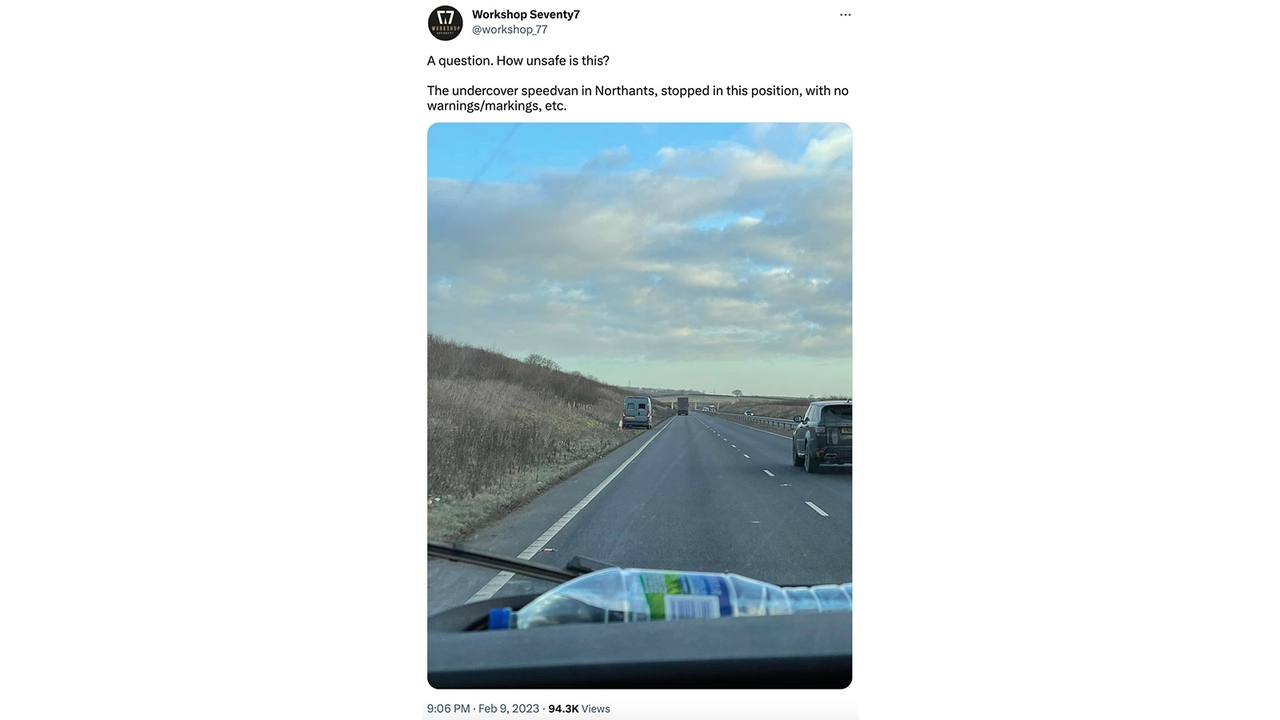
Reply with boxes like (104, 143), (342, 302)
(427, 412), (852, 613)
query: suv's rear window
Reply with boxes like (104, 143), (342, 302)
(821, 405), (851, 424)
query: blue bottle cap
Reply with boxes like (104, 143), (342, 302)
(488, 607), (513, 630)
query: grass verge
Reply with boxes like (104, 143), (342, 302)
(427, 434), (645, 542)
(428, 334), (673, 541)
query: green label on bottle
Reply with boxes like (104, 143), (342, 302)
(641, 572), (676, 619)
(638, 572), (732, 620)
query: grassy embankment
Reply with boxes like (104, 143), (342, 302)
(428, 334), (672, 541)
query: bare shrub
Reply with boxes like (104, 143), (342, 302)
(524, 353), (561, 372)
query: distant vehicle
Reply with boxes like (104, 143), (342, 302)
(677, 397), (689, 416)
(622, 396), (654, 429)
(791, 401), (852, 473)
(744, 411), (754, 416)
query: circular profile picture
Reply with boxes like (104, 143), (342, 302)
(429, 6), (463, 41)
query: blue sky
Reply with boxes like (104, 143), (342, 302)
(427, 123), (852, 397)
(428, 123), (835, 184)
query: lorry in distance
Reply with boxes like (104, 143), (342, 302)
(677, 397), (689, 415)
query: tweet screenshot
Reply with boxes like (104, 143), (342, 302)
(423, 3), (853, 717)
(9, 2), (1280, 720)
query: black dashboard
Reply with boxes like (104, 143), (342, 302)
(428, 595), (852, 689)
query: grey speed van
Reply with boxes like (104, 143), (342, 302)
(622, 396), (654, 429)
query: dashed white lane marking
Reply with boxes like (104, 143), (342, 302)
(467, 419), (672, 603)
(805, 501), (829, 517)
(731, 445), (737, 448)
(763, 470), (775, 477)
(743, 454), (750, 458)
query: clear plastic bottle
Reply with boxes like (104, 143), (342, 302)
(486, 568), (852, 630)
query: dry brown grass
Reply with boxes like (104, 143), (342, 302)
(428, 334), (672, 540)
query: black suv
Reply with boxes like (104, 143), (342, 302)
(791, 401), (852, 473)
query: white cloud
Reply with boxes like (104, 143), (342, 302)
(428, 125), (852, 365)
(800, 125), (853, 167)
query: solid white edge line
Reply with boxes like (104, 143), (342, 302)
(466, 419), (672, 603)
(805, 501), (829, 517)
